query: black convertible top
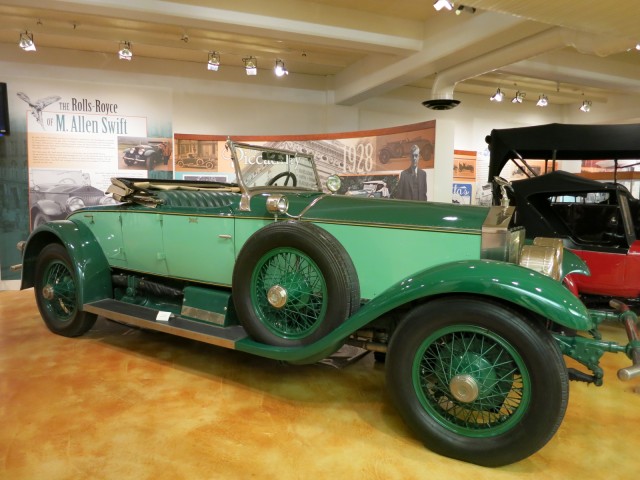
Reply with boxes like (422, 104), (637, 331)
(486, 123), (640, 181)
(510, 170), (620, 200)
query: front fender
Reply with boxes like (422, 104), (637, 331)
(21, 220), (112, 304)
(237, 259), (593, 363)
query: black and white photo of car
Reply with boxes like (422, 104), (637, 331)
(28, 169), (117, 230)
(122, 141), (171, 169)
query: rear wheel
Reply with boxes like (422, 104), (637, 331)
(386, 296), (568, 466)
(232, 221), (359, 347)
(34, 243), (97, 337)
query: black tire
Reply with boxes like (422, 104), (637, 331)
(386, 296), (568, 467)
(34, 243), (97, 337)
(177, 160), (184, 167)
(232, 221), (359, 347)
(378, 149), (390, 164)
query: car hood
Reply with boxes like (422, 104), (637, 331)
(296, 194), (489, 233)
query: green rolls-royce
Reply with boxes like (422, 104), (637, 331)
(17, 140), (640, 466)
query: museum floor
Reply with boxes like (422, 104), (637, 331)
(1, 289), (639, 480)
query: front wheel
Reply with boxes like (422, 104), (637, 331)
(34, 243), (97, 337)
(386, 297), (568, 466)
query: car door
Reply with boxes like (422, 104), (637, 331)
(161, 211), (235, 286)
(121, 212), (168, 275)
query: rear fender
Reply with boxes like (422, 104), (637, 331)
(20, 220), (112, 304)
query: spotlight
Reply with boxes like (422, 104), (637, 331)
(19, 31), (36, 51)
(580, 100), (592, 112)
(536, 94), (549, 107)
(455, 5), (476, 15)
(490, 88), (503, 102)
(433, 0), (454, 11)
(511, 91), (526, 104)
(243, 56), (257, 75)
(636, 43), (640, 51)
(207, 51), (220, 71)
(274, 59), (288, 77)
(118, 41), (132, 61)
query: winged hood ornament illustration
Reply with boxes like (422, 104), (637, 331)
(16, 92), (61, 128)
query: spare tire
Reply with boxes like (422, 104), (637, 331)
(232, 221), (359, 347)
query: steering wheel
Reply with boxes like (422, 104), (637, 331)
(268, 172), (297, 187)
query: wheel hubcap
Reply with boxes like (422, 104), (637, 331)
(449, 374), (480, 403)
(42, 284), (55, 301)
(267, 285), (288, 308)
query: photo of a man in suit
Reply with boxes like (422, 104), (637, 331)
(394, 144), (427, 201)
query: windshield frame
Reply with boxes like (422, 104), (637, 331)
(226, 139), (323, 211)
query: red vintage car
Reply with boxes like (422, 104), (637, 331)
(486, 123), (640, 309)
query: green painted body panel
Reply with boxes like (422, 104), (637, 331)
(236, 259), (593, 363)
(298, 194), (491, 232)
(162, 213), (235, 284)
(315, 222), (481, 298)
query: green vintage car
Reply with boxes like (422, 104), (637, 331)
(17, 141), (640, 466)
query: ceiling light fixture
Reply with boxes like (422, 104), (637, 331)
(19, 31), (36, 51)
(207, 51), (220, 71)
(433, 0), (454, 11)
(455, 5), (476, 15)
(274, 59), (288, 77)
(580, 100), (592, 112)
(118, 41), (132, 61)
(511, 91), (526, 104)
(536, 94), (548, 107)
(490, 88), (503, 102)
(243, 56), (257, 75)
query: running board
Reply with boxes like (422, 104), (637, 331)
(84, 299), (248, 349)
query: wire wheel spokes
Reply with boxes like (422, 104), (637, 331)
(414, 326), (530, 436)
(43, 260), (77, 321)
(253, 248), (328, 338)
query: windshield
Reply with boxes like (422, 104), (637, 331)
(229, 142), (321, 191)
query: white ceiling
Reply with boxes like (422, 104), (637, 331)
(1, 0), (639, 109)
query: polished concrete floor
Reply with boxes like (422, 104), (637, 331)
(1, 288), (639, 480)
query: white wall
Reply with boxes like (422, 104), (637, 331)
(4, 51), (640, 200)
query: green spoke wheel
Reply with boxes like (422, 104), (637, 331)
(415, 325), (530, 437)
(233, 221), (359, 347)
(252, 247), (328, 339)
(34, 244), (97, 337)
(386, 296), (568, 467)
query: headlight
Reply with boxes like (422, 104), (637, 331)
(66, 196), (86, 212)
(519, 237), (563, 280)
(326, 175), (341, 193)
(266, 194), (289, 215)
(100, 196), (118, 205)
